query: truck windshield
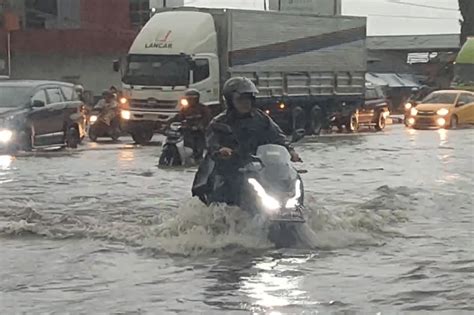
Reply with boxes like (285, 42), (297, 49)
(453, 64), (474, 85)
(0, 87), (32, 108)
(123, 55), (190, 86)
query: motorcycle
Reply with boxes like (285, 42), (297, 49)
(195, 142), (307, 247)
(88, 108), (121, 142)
(158, 122), (196, 167)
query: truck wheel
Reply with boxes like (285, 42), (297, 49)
(308, 106), (323, 135)
(132, 130), (153, 145)
(375, 112), (386, 131)
(345, 113), (359, 133)
(66, 126), (80, 149)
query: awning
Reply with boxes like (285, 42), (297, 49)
(366, 73), (420, 88)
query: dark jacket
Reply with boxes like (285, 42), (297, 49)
(170, 103), (211, 131)
(206, 108), (293, 172)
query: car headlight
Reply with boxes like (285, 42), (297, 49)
(121, 110), (131, 120)
(285, 179), (302, 209)
(0, 129), (13, 143)
(404, 103), (413, 110)
(248, 178), (281, 212)
(410, 108), (418, 116)
(89, 115), (98, 124)
(436, 108), (449, 116)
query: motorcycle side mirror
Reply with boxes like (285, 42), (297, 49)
(211, 123), (233, 134)
(291, 129), (305, 143)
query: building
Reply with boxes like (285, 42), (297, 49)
(0, 0), (146, 93)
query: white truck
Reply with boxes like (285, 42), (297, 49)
(115, 7), (367, 143)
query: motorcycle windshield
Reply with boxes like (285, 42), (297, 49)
(255, 145), (297, 192)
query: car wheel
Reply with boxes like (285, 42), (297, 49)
(375, 112), (386, 131)
(449, 115), (458, 129)
(66, 126), (80, 149)
(132, 129), (153, 145)
(345, 112), (359, 133)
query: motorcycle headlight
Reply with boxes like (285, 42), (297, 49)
(410, 108), (418, 116)
(404, 103), (413, 110)
(90, 115), (98, 124)
(286, 179), (302, 209)
(248, 178), (281, 212)
(436, 108), (449, 116)
(0, 129), (13, 143)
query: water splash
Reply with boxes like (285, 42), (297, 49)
(0, 186), (414, 255)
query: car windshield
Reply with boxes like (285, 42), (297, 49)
(421, 93), (457, 104)
(0, 86), (32, 108)
(123, 54), (190, 86)
(453, 64), (474, 84)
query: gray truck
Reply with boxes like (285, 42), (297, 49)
(116, 7), (367, 141)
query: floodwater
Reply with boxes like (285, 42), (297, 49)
(0, 125), (473, 314)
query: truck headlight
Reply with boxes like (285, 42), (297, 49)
(436, 108), (449, 116)
(410, 108), (418, 116)
(121, 110), (131, 120)
(248, 178), (281, 212)
(0, 129), (13, 143)
(285, 179), (302, 209)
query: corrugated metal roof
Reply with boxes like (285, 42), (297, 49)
(366, 73), (419, 88)
(368, 34), (460, 51)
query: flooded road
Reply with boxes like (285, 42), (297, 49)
(0, 125), (473, 314)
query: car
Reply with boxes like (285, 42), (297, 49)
(0, 80), (86, 153)
(358, 84), (390, 131)
(406, 90), (474, 129)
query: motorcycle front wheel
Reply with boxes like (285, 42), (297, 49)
(159, 145), (182, 166)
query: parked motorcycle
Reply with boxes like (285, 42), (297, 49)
(88, 109), (121, 142)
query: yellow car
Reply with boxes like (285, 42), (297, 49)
(406, 90), (474, 129)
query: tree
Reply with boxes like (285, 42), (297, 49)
(459, 0), (474, 45)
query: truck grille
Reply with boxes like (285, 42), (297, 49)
(130, 99), (177, 110)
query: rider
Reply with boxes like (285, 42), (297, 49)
(169, 89), (211, 161)
(94, 90), (118, 126)
(193, 77), (301, 204)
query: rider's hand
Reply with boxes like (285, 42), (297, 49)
(290, 151), (302, 163)
(218, 147), (233, 159)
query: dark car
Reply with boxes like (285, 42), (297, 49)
(0, 80), (86, 153)
(358, 85), (390, 131)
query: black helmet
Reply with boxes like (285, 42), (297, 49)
(102, 90), (113, 98)
(223, 77), (258, 105)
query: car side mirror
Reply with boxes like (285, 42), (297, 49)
(32, 100), (45, 108)
(113, 60), (120, 72)
(456, 101), (465, 107)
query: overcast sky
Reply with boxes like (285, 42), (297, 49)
(183, 0), (461, 36)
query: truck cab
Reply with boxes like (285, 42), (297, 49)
(115, 10), (220, 144)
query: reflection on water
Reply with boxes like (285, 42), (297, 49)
(240, 256), (311, 310)
(118, 149), (135, 162)
(0, 155), (13, 170)
(438, 128), (448, 145)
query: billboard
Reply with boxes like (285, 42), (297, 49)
(269, 0), (341, 15)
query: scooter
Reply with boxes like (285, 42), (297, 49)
(195, 141), (307, 248)
(158, 122), (195, 167)
(88, 108), (121, 142)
